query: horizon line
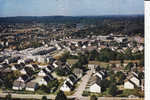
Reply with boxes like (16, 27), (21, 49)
(0, 14), (144, 18)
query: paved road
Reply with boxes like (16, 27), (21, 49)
(73, 69), (93, 98)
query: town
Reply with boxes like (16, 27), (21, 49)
(0, 16), (144, 100)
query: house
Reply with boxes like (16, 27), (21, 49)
(4, 56), (20, 64)
(20, 68), (27, 74)
(25, 82), (38, 91)
(20, 67), (34, 76)
(55, 43), (62, 50)
(129, 74), (140, 87)
(18, 59), (25, 64)
(73, 68), (83, 78)
(38, 65), (47, 69)
(26, 64), (39, 71)
(93, 71), (105, 80)
(0, 63), (10, 69)
(124, 79), (136, 89)
(38, 69), (50, 77)
(12, 81), (25, 90)
(124, 73), (140, 89)
(52, 60), (65, 68)
(32, 64), (40, 71)
(17, 75), (30, 83)
(38, 76), (53, 86)
(141, 79), (144, 91)
(24, 59), (33, 64)
(60, 81), (73, 92)
(62, 64), (71, 72)
(0, 56), (7, 63)
(0, 64), (3, 68)
(37, 56), (47, 63)
(20, 63), (26, 67)
(11, 64), (23, 71)
(89, 76), (101, 93)
(46, 65), (55, 73)
(88, 64), (98, 71)
(66, 74), (78, 85)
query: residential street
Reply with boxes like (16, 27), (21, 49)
(73, 68), (93, 98)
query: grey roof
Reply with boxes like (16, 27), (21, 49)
(89, 76), (101, 86)
(43, 76), (53, 83)
(21, 75), (29, 81)
(68, 74), (77, 83)
(65, 81), (73, 89)
(26, 82), (38, 88)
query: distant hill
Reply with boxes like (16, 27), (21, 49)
(0, 15), (144, 24)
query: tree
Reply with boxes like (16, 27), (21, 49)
(98, 48), (117, 62)
(47, 80), (58, 89)
(89, 50), (98, 60)
(41, 96), (47, 100)
(138, 72), (144, 80)
(90, 95), (97, 100)
(55, 91), (67, 100)
(40, 85), (50, 93)
(60, 52), (70, 62)
(115, 71), (126, 85)
(107, 83), (118, 96)
(79, 55), (88, 65)
(125, 62), (134, 71)
(13, 70), (21, 79)
(101, 79), (110, 92)
(55, 67), (71, 76)
(140, 58), (144, 66)
(72, 62), (82, 69)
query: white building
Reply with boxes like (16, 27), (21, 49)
(89, 76), (101, 93)
(20, 68), (27, 75)
(25, 82), (38, 91)
(38, 69), (48, 77)
(90, 83), (101, 93)
(38, 76), (52, 86)
(12, 81), (25, 90)
(124, 80), (135, 89)
(124, 74), (140, 89)
(93, 72), (104, 80)
(60, 81), (73, 92)
(130, 76), (140, 87)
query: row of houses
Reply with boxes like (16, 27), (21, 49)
(87, 65), (144, 94)
(10, 59), (58, 92)
(11, 59), (84, 92)
(88, 70), (107, 93)
(124, 72), (144, 91)
(12, 66), (55, 92)
(60, 74), (78, 92)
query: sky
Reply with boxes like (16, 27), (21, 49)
(0, 0), (144, 17)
